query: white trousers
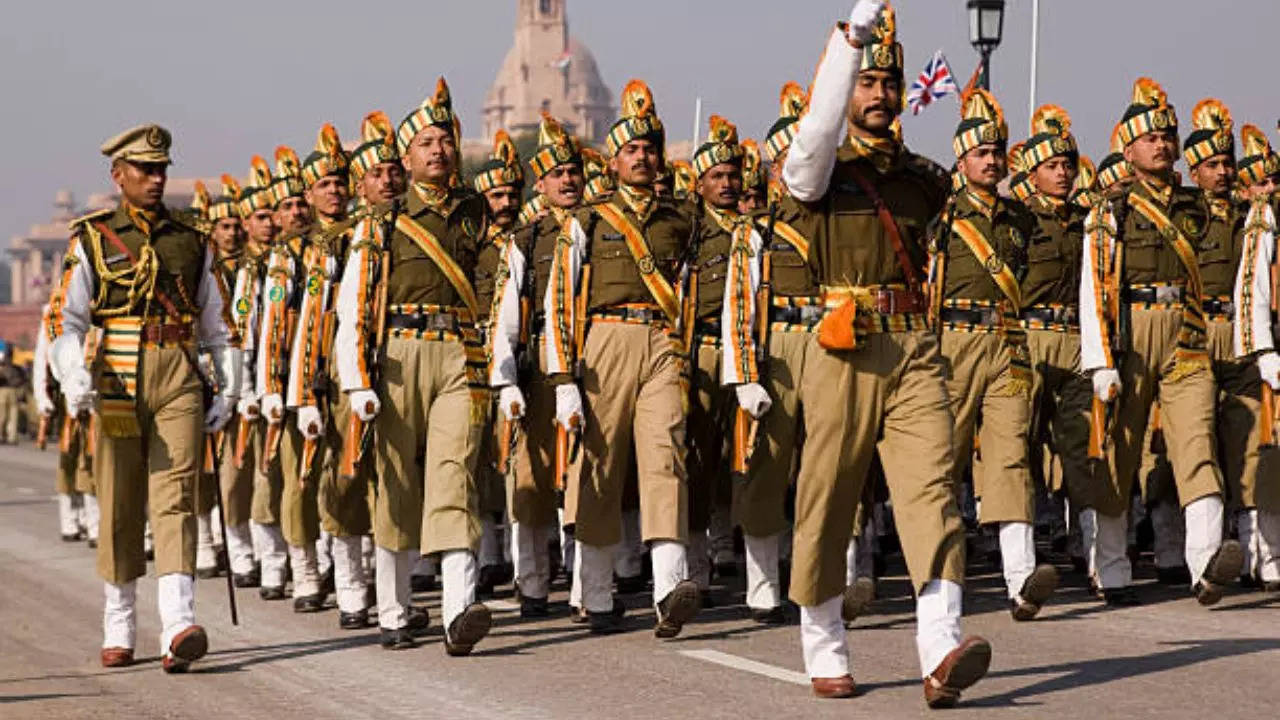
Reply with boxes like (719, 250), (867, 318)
(331, 534), (368, 613)
(744, 533), (781, 610)
(479, 516), (505, 567)
(614, 508), (644, 578)
(1082, 508), (1133, 589)
(251, 521), (288, 588)
(999, 521), (1036, 600)
(196, 512), (218, 571)
(225, 522), (255, 575)
(1151, 497), (1186, 569)
(1257, 509), (1280, 582)
(578, 538), (686, 613)
(58, 493), (81, 535)
(103, 574), (196, 656)
(316, 528), (333, 578)
(512, 522), (553, 600)
(1184, 494), (1224, 586)
(376, 547), (476, 630)
(83, 493), (99, 541)
(288, 543), (321, 597)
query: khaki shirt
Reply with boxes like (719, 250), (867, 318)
(1021, 193), (1086, 308)
(937, 190), (1034, 304)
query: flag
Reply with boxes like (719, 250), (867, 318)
(961, 57), (987, 98)
(906, 50), (960, 115)
(549, 51), (572, 71)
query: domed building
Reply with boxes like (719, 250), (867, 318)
(483, 0), (614, 144)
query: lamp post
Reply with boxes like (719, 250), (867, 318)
(966, 0), (1006, 90)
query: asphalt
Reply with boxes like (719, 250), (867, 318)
(1, 441), (1278, 720)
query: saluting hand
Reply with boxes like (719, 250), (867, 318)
(847, 0), (885, 47)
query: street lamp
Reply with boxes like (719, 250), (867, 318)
(967, 0), (1006, 90)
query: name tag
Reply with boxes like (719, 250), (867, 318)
(601, 232), (624, 242)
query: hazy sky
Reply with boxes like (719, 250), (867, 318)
(3, 0), (1278, 244)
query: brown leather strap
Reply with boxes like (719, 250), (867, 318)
(93, 221), (184, 320)
(846, 169), (922, 289)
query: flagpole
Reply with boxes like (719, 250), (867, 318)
(1028, 0), (1040, 120)
(692, 96), (703, 154)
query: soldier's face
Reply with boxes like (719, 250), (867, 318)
(1249, 175), (1279, 200)
(306, 174), (349, 219)
(739, 186), (765, 214)
(1032, 156), (1078, 199)
(111, 160), (167, 210)
(611, 139), (660, 186)
(211, 217), (242, 254)
(274, 196), (312, 234)
(537, 164), (584, 208)
(1124, 131), (1177, 176)
(404, 126), (457, 184)
(244, 209), (277, 244)
(849, 70), (902, 136)
(484, 185), (522, 229)
(363, 162), (407, 204)
(697, 163), (743, 210)
(958, 144), (1008, 191)
(1189, 155), (1235, 196)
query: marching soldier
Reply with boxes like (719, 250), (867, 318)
(1081, 78), (1242, 606)
(780, 1), (991, 703)
(490, 113), (586, 617)
(933, 89), (1058, 620)
(727, 81), (811, 625)
(189, 182), (226, 578)
(544, 78), (703, 636)
(684, 114), (756, 595)
(1017, 104), (1093, 598)
(472, 130), (525, 595)
(229, 157), (279, 588)
(48, 124), (239, 671)
(335, 78), (493, 654)
(1231, 124), (1280, 589)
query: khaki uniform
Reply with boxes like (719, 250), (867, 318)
(936, 189), (1036, 526)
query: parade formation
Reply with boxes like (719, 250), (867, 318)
(26, 0), (1280, 709)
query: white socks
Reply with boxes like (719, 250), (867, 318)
(1185, 494), (1224, 587)
(577, 540), (617, 614)
(1257, 509), (1280, 583)
(58, 493), (80, 536)
(800, 593), (847, 678)
(103, 580), (137, 649)
(998, 521), (1036, 600)
(331, 535), (368, 613)
(83, 494), (100, 541)
(744, 533), (781, 611)
(915, 579), (964, 677)
(225, 523), (255, 575)
(650, 539), (688, 608)
(251, 521), (288, 588)
(512, 522), (552, 600)
(288, 544), (321, 597)
(375, 546), (414, 629)
(440, 549), (478, 629)
(1082, 508), (1132, 589)
(196, 513), (218, 571)
(157, 573), (196, 656)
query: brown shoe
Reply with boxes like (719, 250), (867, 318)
(841, 577), (876, 627)
(100, 647), (134, 668)
(163, 625), (208, 673)
(1202, 540), (1244, 589)
(1011, 564), (1059, 621)
(923, 636), (992, 709)
(654, 580), (700, 639)
(444, 603), (492, 657)
(811, 675), (856, 698)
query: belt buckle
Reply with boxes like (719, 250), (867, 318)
(876, 289), (894, 315)
(637, 308), (654, 324)
(1156, 286), (1180, 304)
(800, 305), (822, 324)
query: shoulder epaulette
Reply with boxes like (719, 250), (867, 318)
(585, 192), (614, 206)
(67, 207), (113, 232)
(903, 152), (950, 188)
(168, 207), (210, 235)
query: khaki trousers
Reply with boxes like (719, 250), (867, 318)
(250, 424), (282, 525)
(94, 346), (201, 583)
(571, 321), (686, 547)
(688, 340), (731, 534)
(321, 364), (373, 537)
(0, 386), (18, 443)
(218, 418), (254, 528)
(508, 348), (559, 529)
(56, 420), (95, 496)
(374, 336), (482, 554)
(734, 330), (808, 538)
(941, 331), (1034, 524)
(790, 331), (965, 607)
(1103, 307), (1223, 516)
(1025, 329), (1096, 508)
(280, 420), (321, 547)
(1208, 319), (1280, 511)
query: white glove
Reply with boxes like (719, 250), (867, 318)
(62, 367), (96, 416)
(735, 383), (773, 419)
(36, 392), (56, 417)
(555, 384), (584, 431)
(261, 393), (284, 424)
(847, 0), (885, 46)
(1258, 352), (1280, 392)
(296, 405), (323, 440)
(204, 395), (233, 433)
(349, 389), (381, 421)
(1092, 369), (1122, 403)
(237, 395), (260, 420)
(498, 385), (526, 421)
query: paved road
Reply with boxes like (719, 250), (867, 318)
(1, 441), (1278, 719)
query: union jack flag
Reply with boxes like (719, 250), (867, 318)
(907, 50), (960, 116)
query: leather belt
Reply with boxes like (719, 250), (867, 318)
(769, 304), (825, 325)
(140, 322), (194, 345)
(1123, 285), (1185, 304)
(388, 311), (459, 333)
(939, 306), (1002, 327)
(697, 320), (722, 337)
(1020, 305), (1079, 326)
(590, 305), (666, 325)
(1202, 298), (1234, 317)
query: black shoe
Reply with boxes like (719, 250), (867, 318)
(1069, 556), (1088, 574)
(520, 596), (549, 619)
(259, 586), (286, 601)
(293, 593), (325, 613)
(750, 606), (787, 625)
(445, 603), (492, 656)
(714, 560), (739, 579)
(87, 538), (98, 549)
(365, 584), (377, 609)
(233, 569), (261, 588)
(1155, 565), (1192, 585)
(61, 532), (82, 542)
(407, 606), (431, 636)
(589, 608), (625, 634)
(339, 609), (370, 630)
(1011, 564), (1059, 621)
(145, 547), (155, 562)
(569, 605), (588, 624)
(477, 564), (503, 597)
(320, 568), (335, 596)
(1240, 573), (1262, 590)
(1202, 540), (1244, 588)
(654, 580), (700, 639)
(1101, 587), (1141, 606)
(196, 566), (221, 580)
(379, 627), (416, 650)
(615, 574), (646, 595)
(1264, 580), (1280, 593)
(410, 574), (437, 593)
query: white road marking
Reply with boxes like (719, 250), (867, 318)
(486, 599), (521, 612)
(677, 648), (809, 686)
(16, 487), (35, 495)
